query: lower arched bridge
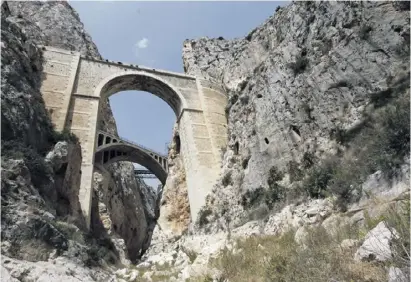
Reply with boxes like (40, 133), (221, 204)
(94, 131), (168, 184)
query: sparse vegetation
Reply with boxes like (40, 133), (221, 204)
(359, 24), (372, 39)
(301, 151), (315, 169)
(197, 207), (213, 227)
(300, 86), (409, 210)
(51, 128), (79, 144)
(241, 167), (285, 211)
(221, 171), (232, 187)
(241, 187), (265, 209)
(287, 160), (303, 182)
(207, 205), (409, 282)
(320, 38), (332, 55)
(83, 235), (119, 267)
(266, 166), (285, 208)
(239, 95), (249, 105)
(288, 54), (308, 75)
(181, 246), (198, 263)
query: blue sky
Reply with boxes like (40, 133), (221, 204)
(69, 1), (288, 186)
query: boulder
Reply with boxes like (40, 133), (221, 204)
(354, 221), (398, 262)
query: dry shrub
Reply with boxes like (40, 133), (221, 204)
(210, 223), (395, 282)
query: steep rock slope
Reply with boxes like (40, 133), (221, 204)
(2, 0), (156, 269)
(157, 125), (191, 236)
(1, 4), (117, 280)
(182, 1), (410, 229)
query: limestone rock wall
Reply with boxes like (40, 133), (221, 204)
(158, 125), (191, 236)
(3, 0), (156, 264)
(182, 1), (410, 229)
(45, 141), (84, 228)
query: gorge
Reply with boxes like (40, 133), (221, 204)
(1, 1), (410, 282)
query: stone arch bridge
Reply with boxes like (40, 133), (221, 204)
(95, 130), (169, 184)
(39, 46), (228, 228)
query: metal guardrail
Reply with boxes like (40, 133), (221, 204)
(119, 135), (167, 158)
(134, 169), (157, 179)
(136, 175), (158, 179)
(134, 169), (154, 175)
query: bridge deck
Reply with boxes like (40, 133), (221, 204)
(97, 130), (168, 158)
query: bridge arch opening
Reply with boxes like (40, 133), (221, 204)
(94, 72), (187, 186)
(97, 72), (186, 116)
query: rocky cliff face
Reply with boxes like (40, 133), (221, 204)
(182, 1), (410, 230)
(157, 125), (191, 236)
(1, 1), (410, 281)
(1, 5), (116, 279)
(1, 2), (157, 280)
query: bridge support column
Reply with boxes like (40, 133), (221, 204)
(66, 94), (100, 229)
(178, 108), (221, 223)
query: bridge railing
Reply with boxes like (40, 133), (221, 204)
(97, 130), (168, 159)
(118, 135), (168, 158)
(134, 169), (158, 179)
(134, 169), (154, 175)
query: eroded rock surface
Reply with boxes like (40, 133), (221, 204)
(182, 0), (410, 231)
(1, 0), (158, 275)
(158, 125), (191, 237)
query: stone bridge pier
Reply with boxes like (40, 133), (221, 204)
(39, 46), (228, 228)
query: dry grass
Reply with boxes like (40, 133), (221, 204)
(207, 203), (410, 282)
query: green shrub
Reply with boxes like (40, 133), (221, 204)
(302, 152), (315, 169)
(241, 187), (265, 209)
(198, 208), (212, 227)
(288, 55), (308, 75)
(287, 160), (303, 182)
(241, 167), (286, 210)
(359, 24), (372, 39)
(266, 167), (285, 208)
(303, 89), (409, 208)
(221, 171), (232, 187)
(51, 129), (79, 144)
(239, 95), (249, 105)
(265, 183), (286, 209)
(302, 158), (337, 199)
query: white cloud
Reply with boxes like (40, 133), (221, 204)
(136, 38), (149, 49)
(134, 38), (149, 58)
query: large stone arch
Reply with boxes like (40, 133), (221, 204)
(92, 71), (187, 187)
(94, 71), (188, 117)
